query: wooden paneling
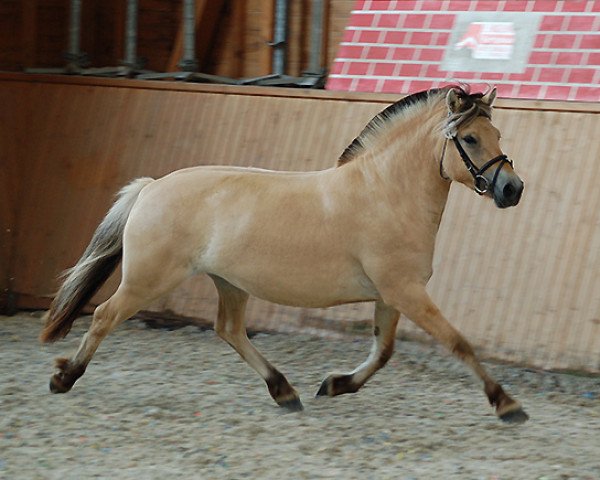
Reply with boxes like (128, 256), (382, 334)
(3, 73), (599, 372)
(0, 0), (23, 70)
(243, 0), (274, 77)
(137, 0), (180, 71)
(32, 0), (69, 67)
(12, 0), (70, 70)
(286, 0), (308, 76)
(0, 80), (20, 311)
(80, 0), (124, 68)
(205, 0), (246, 78)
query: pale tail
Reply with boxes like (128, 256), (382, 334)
(40, 177), (154, 343)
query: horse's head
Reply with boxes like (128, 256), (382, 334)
(441, 87), (524, 208)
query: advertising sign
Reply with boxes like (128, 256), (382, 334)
(454, 22), (515, 60)
(442, 12), (542, 74)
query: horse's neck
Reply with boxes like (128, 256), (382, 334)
(353, 113), (451, 221)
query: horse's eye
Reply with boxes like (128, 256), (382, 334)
(463, 135), (477, 145)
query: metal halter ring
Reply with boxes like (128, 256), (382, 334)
(474, 175), (490, 195)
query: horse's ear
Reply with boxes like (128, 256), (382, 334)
(482, 87), (497, 106)
(446, 89), (462, 113)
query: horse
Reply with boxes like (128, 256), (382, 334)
(40, 85), (527, 423)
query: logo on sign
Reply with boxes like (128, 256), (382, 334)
(454, 22), (515, 60)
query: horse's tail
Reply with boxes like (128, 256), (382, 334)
(40, 177), (154, 343)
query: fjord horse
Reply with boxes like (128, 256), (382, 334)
(41, 85), (527, 422)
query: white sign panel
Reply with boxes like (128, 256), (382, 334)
(454, 22), (515, 60)
(442, 13), (541, 74)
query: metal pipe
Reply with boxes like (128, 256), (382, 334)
(272, 0), (289, 75)
(180, 0), (198, 71)
(307, 0), (325, 73)
(67, 0), (81, 60)
(123, 0), (138, 67)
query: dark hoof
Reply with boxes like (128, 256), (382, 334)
(499, 407), (529, 424)
(49, 374), (72, 394)
(48, 358), (85, 394)
(315, 380), (330, 397)
(277, 397), (304, 412)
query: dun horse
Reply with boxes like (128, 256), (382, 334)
(41, 85), (527, 423)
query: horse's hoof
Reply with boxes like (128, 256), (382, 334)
(315, 380), (330, 397)
(49, 374), (71, 394)
(499, 407), (529, 424)
(316, 374), (358, 397)
(49, 359), (85, 394)
(278, 397), (304, 412)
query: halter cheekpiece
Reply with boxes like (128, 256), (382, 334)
(439, 111), (513, 195)
(450, 136), (513, 195)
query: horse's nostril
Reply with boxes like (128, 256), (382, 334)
(503, 183), (516, 200)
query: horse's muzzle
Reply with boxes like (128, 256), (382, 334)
(493, 175), (524, 208)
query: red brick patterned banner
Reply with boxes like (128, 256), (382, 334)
(327, 0), (600, 101)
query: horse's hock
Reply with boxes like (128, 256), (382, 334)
(2, 73), (599, 372)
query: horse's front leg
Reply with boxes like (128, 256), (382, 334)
(382, 283), (528, 423)
(317, 301), (399, 397)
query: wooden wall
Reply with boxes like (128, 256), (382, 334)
(4, 0), (125, 70)
(1, 0), (353, 77)
(2, 73), (599, 372)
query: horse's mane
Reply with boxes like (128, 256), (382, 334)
(338, 85), (492, 166)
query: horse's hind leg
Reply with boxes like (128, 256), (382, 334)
(49, 258), (190, 393)
(49, 286), (146, 393)
(317, 301), (399, 397)
(211, 276), (303, 412)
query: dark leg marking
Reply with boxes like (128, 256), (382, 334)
(316, 373), (359, 397)
(49, 358), (87, 393)
(378, 343), (394, 367)
(317, 302), (399, 399)
(316, 342), (394, 397)
(266, 370), (303, 412)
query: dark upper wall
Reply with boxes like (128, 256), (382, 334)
(1, 0), (353, 78)
(2, 0), (180, 72)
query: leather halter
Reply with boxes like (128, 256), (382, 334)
(439, 137), (513, 195)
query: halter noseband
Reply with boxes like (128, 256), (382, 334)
(440, 136), (513, 195)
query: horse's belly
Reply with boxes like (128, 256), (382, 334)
(212, 262), (379, 308)
(234, 280), (377, 308)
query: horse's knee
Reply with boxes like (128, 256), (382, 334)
(90, 296), (132, 338)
